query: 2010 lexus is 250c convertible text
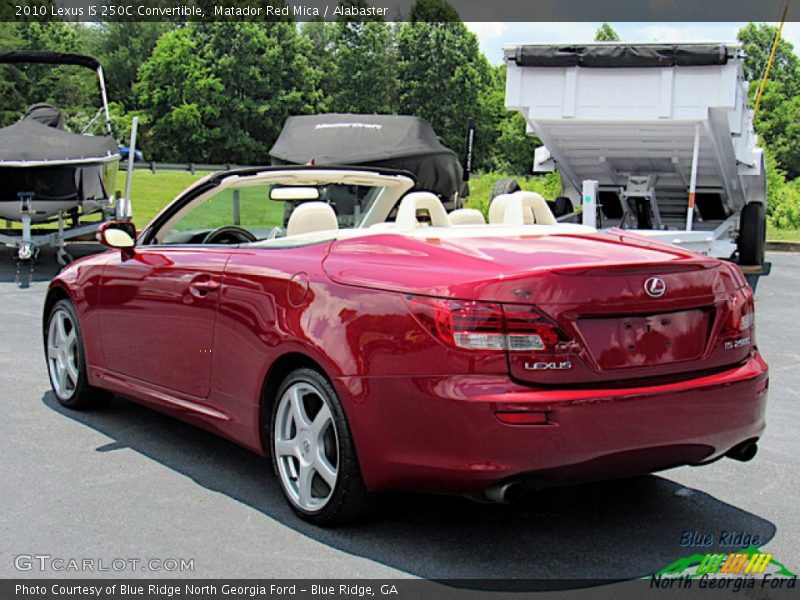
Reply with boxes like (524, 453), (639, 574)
(43, 166), (768, 525)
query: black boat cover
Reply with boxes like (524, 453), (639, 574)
(270, 114), (463, 198)
(0, 118), (118, 164)
(24, 103), (65, 129)
(0, 50), (101, 71)
(509, 44), (730, 68)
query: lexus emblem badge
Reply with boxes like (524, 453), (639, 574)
(644, 277), (667, 298)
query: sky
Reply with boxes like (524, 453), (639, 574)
(465, 22), (800, 65)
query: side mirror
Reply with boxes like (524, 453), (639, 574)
(98, 221), (136, 256)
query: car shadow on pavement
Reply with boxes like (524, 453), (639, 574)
(43, 391), (776, 590)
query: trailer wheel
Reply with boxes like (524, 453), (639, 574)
(550, 196), (574, 218)
(737, 202), (766, 266)
(491, 178), (520, 201)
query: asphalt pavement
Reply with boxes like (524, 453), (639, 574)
(0, 248), (798, 589)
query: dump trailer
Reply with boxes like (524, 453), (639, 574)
(504, 42), (769, 285)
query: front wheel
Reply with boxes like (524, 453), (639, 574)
(270, 368), (373, 525)
(45, 299), (110, 409)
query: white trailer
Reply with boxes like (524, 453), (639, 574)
(503, 42), (769, 284)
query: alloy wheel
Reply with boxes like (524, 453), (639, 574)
(47, 308), (79, 400)
(274, 382), (339, 512)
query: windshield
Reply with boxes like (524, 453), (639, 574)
(160, 182), (389, 245)
(279, 183), (386, 229)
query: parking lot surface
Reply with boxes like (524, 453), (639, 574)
(1, 248), (798, 586)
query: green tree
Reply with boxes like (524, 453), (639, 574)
(737, 22), (799, 96)
(0, 2), (13, 20)
(0, 22), (99, 129)
(136, 23), (321, 163)
(300, 19), (337, 112)
(764, 148), (800, 229)
(328, 1), (395, 113)
(408, 0), (459, 21)
(480, 65), (539, 175)
(396, 5), (491, 168)
(737, 24), (800, 182)
(0, 23), (22, 125)
(93, 22), (170, 110)
(751, 79), (800, 179)
(135, 27), (215, 161)
(594, 22), (620, 42)
(0, 23), (17, 46)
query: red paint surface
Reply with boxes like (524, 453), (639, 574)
(47, 230), (767, 493)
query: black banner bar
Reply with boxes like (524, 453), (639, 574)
(2, 0), (800, 23)
(3, 578), (800, 600)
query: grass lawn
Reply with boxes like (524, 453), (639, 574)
(121, 171), (317, 232)
(119, 170), (211, 228)
(767, 225), (800, 242)
(4, 170), (209, 231)
(172, 186), (285, 231)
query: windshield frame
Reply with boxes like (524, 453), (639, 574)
(139, 166), (416, 246)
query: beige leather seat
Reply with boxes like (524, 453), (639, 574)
(448, 208), (486, 226)
(286, 202), (338, 236)
(395, 192), (451, 229)
(488, 191), (557, 226)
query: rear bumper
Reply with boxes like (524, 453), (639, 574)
(337, 352), (768, 493)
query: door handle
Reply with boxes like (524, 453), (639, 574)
(189, 278), (220, 297)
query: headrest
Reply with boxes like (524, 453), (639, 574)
(286, 202), (338, 236)
(489, 191), (556, 226)
(396, 192), (451, 229)
(489, 194), (525, 224)
(448, 208), (486, 226)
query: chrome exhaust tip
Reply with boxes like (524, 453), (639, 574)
(726, 441), (758, 462)
(484, 481), (524, 504)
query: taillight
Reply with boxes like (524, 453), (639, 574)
(739, 305), (754, 331)
(406, 297), (506, 351)
(723, 290), (755, 334)
(503, 304), (561, 351)
(406, 296), (567, 352)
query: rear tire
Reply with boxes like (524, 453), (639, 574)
(490, 177), (520, 201)
(738, 202), (766, 266)
(45, 299), (111, 409)
(270, 368), (373, 526)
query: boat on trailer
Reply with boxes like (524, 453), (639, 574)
(0, 50), (133, 286)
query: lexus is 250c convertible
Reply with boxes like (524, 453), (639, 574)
(44, 166), (768, 525)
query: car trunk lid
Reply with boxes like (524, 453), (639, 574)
(325, 229), (750, 384)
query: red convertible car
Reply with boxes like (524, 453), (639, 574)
(44, 166), (768, 525)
